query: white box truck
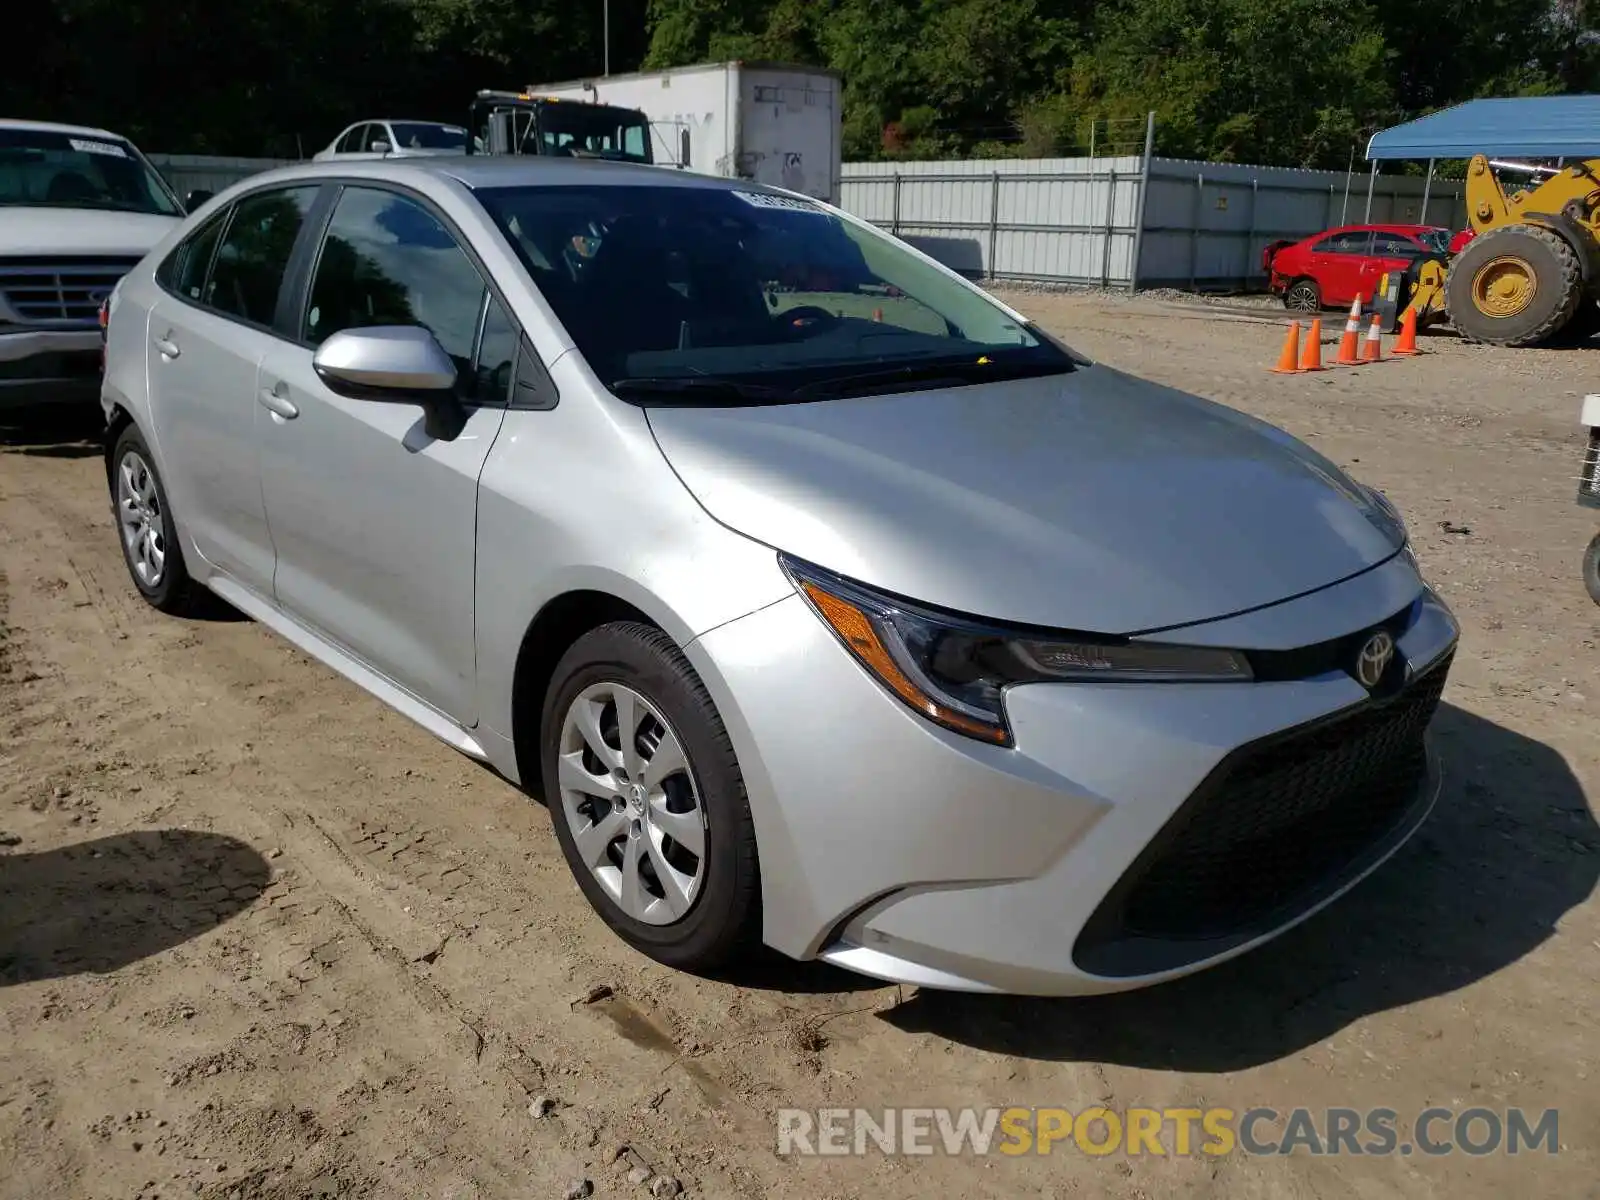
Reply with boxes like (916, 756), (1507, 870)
(525, 61), (843, 204)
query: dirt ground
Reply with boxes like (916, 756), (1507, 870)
(2, 291), (1597, 1200)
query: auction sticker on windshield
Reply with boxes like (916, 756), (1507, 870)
(69, 138), (128, 157)
(732, 190), (822, 212)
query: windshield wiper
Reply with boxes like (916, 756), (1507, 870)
(610, 376), (796, 404)
(795, 356), (1074, 399)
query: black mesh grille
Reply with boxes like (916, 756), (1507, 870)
(1076, 652), (1452, 975)
(0, 257), (141, 323)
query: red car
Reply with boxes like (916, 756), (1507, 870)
(1264, 224), (1454, 312)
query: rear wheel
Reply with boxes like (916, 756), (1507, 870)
(1283, 279), (1321, 313)
(1584, 533), (1600, 606)
(110, 425), (203, 615)
(1445, 224), (1583, 347)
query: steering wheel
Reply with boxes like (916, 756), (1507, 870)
(781, 305), (842, 336)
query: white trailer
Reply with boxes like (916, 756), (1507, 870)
(525, 61), (843, 204)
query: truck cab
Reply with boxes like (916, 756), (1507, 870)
(0, 118), (186, 408)
(468, 91), (653, 165)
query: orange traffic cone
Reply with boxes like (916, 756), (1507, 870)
(1360, 314), (1384, 363)
(1271, 321), (1302, 373)
(1335, 295), (1364, 365)
(1297, 318), (1325, 371)
(1391, 306), (1421, 355)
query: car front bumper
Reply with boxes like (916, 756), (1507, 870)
(0, 328), (102, 407)
(689, 554), (1459, 997)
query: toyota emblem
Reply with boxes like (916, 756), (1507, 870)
(1354, 630), (1396, 690)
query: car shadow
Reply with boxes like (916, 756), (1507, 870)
(0, 401), (104, 458)
(0, 830), (272, 986)
(879, 702), (1597, 1069)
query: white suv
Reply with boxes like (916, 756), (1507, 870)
(0, 119), (185, 408)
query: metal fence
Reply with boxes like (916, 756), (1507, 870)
(139, 149), (1473, 294)
(145, 154), (297, 199)
(842, 156), (1471, 291)
(839, 156), (1147, 287)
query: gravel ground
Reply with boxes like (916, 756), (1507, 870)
(1, 291), (1595, 1200)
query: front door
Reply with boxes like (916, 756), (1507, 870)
(256, 183), (516, 724)
(144, 186), (321, 595)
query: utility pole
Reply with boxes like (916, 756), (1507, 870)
(604, 0), (610, 76)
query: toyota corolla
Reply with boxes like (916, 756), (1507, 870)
(99, 157), (1459, 995)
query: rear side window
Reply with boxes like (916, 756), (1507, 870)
(1314, 231), (1372, 255)
(207, 186), (320, 326)
(156, 213), (227, 300)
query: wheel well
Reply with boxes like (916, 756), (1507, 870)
(510, 591), (657, 796)
(103, 403), (134, 482)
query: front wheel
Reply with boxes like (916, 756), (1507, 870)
(1584, 533), (1600, 606)
(540, 621), (761, 972)
(1445, 225), (1583, 347)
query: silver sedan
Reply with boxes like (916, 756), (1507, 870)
(100, 156), (1459, 995)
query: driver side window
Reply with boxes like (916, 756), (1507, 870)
(337, 125), (368, 154)
(303, 185), (505, 404)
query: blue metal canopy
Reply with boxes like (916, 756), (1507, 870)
(1366, 95), (1600, 161)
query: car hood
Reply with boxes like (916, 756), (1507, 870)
(0, 207), (179, 257)
(644, 365), (1404, 634)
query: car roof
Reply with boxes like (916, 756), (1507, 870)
(236, 155), (782, 195)
(350, 119), (465, 128)
(1317, 223), (1447, 236)
(0, 117), (128, 140)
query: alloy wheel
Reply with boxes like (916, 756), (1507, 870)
(117, 450), (166, 589)
(556, 681), (707, 925)
(1285, 283), (1319, 312)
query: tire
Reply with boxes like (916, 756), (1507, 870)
(540, 621), (761, 972)
(1445, 224), (1583, 347)
(1283, 278), (1321, 313)
(1585, 533), (1600, 606)
(109, 424), (202, 615)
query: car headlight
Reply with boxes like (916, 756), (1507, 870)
(781, 556), (1252, 747)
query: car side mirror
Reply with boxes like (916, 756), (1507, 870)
(312, 326), (467, 441)
(184, 189), (213, 211)
(371, 139), (392, 155)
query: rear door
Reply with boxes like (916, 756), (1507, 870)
(1308, 230), (1373, 306)
(143, 185), (321, 595)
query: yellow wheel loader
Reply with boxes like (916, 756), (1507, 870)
(1401, 154), (1600, 347)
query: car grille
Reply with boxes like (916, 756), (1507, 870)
(1580, 427), (1600, 506)
(1075, 652), (1452, 976)
(0, 257), (142, 324)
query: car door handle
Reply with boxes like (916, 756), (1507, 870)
(153, 335), (180, 360)
(258, 387), (299, 420)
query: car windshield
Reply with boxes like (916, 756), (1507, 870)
(0, 128), (181, 216)
(478, 183), (1076, 400)
(1418, 229), (1452, 254)
(390, 122), (468, 151)
(532, 105), (652, 164)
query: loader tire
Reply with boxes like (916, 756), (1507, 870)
(1446, 224), (1584, 347)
